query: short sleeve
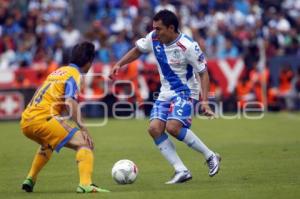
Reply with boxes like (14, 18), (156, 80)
(135, 32), (153, 53)
(186, 42), (207, 73)
(65, 77), (79, 100)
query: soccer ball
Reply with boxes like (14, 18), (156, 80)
(111, 159), (138, 184)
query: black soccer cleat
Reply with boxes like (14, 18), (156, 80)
(22, 177), (35, 192)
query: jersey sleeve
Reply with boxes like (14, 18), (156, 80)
(135, 31), (153, 53)
(65, 76), (79, 100)
(186, 42), (207, 73)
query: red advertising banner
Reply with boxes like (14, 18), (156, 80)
(207, 58), (245, 97)
(0, 58), (245, 99)
(0, 92), (24, 119)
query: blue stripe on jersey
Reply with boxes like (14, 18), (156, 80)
(65, 77), (78, 99)
(186, 64), (193, 80)
(152, 35), (190, 94)
(184, 35), (194, 42)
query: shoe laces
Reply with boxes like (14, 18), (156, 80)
(172, 170), (187, 177)
(205, 155), (216, 169)
(171, 171), (180, 178)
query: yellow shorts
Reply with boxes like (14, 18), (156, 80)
(21, 117), (80, 152)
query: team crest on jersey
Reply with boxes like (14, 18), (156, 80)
(172, 49), (181, 59)
(169, 49), (182, 64)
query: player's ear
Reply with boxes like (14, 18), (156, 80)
(169, 25), (175, 32)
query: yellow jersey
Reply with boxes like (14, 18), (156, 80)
(21, 64), (81, 127)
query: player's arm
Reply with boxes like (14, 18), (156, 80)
(109, 47), (142, 79)
(65, 98), (83, 128)
(110, 32), (152, 79)
(64, 77), (94, 148)
(198, 70), (215, 118)
(65, 98), (94, 149)
(187, 43), (216, 118)
(198, 70), (209, 103)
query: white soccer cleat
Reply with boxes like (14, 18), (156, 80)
(206, 153), (221, 177)
(165, 170), (192, 184)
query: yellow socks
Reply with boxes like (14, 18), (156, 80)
(26, 146), (94, 186)
(27, 146), (53, 182)
(76, 147), (94, 185)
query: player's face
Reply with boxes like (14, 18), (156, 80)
(153, 20), (174, 44)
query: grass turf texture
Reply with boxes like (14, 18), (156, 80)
(0, 112), (299, 199)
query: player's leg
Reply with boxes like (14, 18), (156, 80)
(64, 130), (109, 193)
(26, 145), (53, 181)
(149, 100), (189, 184)
(65, 131), (94, 186)
(167, 97), (221, 177)
(21, 124), (54, 192)
(166, 119), (214, 159)
(22, 144), (53, 192)
(56, 118), (109, 193)
(149, 119), (191, 184)
(22, 117), (108, 193)
(176, 124), (221, 177)
(149, 119), (188, 171)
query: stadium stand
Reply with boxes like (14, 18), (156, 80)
(0, 0), (299, 119)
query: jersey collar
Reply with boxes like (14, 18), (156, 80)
(69, 63), (82, 73)
(165, 33), (182, 46)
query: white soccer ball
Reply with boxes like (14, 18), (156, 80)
(111, 159), (138, 184)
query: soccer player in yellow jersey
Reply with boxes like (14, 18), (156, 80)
(20, 42), (109, 193)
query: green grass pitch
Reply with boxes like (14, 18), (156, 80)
(0, 113), (299, 199)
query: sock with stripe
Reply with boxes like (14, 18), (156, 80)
(154, 133), (188, 172)
(177, 128), (214, 159)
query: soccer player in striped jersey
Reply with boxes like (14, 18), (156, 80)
(110, 10), (221, 184)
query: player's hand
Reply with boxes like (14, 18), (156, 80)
(109, 64), (121, 79)
(201, 103), (217, 119)
(81, 128), (94, 150)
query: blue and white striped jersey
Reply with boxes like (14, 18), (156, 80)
(136, 31), (207, 100)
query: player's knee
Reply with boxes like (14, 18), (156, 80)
(74, 143), (93, 151)
(148, 125), (162, 138)
(65, 131), (92, 151)
(67, 138), (93, 151)
(166, 123), (180, 137)
(79, 140), (93, 150)
(39, 145), (52, 160)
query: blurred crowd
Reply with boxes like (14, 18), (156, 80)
(83, 0), (300, 65)
(0, 0), (300, 111)
(0, 0), (299, 68)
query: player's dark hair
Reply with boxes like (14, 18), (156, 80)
(70, 41), (95, 67)
(153, 9), (179, 33)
